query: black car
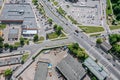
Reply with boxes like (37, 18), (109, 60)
(75, 30), (79, 33)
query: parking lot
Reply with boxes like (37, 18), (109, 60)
(3, 24), (21, 44)
(58, 0), (102, 26)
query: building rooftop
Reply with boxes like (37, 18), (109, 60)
(0, 3), (37, 29)
(34, 61), (48, 80)
(84, 57), (108, 80)
(56, 54), (86, 80)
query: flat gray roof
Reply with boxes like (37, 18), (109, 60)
(56, 54), (86, 80)
(34, 62), (48, 80)
(84, 57), (108, 80)
(0, 3), (37, 28)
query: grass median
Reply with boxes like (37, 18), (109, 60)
(47, 32), (66, 40)
(106, 0), (113, 16)
(109, 25), (120, 30)
(90, 33), (101, 37)
(79, 26), (104, 33)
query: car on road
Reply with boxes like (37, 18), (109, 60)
(75, 30), (79, 33)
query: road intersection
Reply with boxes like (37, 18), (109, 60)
(39, 0), (120, 79)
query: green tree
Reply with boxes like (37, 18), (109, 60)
(47, 18), (53, 24)
(4, 69), (12, 76)
(116, 14), (120, 20)
(68, 43), (88, 61)
(53, 24), (58, 30)
(56, 26), (63, 35)
(112, 44), (120, 53)
(113, 5), (120, 15)
(4, 43), (9, 49)
(72, 43), (79, 49)
(96, 38), (103, 44)
(33, 34), (39, 42)
(26, 40), (29, 45)
(57, 7), (66, 16)
(32, 0), (38, 5)
(91, 76), (97, 80)
(0, 37), (4, 52)
(109, 34), (120, 45)
(13, 45), (18, 50)
(0, 43), (3, 48)
(9, 45), (13, 52)
(0, 37), (4, 42)
(20, 37), (25, 46)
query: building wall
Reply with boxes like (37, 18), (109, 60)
(22, 29), (38, 37)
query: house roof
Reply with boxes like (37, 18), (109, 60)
(56, 54), (86, 80)
(84, 57), (108, 80)
(34, 62), (48, 80)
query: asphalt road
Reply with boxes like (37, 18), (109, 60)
(39, 0), (120, 79)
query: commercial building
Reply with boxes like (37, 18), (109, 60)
(56, 54), (86, 80)
(0, 3), (38, 37)
(84, 57), (108, 80)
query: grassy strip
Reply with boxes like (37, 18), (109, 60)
(109, 25), (120, 30)
(47, 32), (66, 39)
(79, 26), (104, 33)
(53, 1), (58, 6)
(90, 33), (101, 37)
(67, 15), (78, 24)
(37, 3), (45, 15)
(57, 7), (66, 17)
(14, 42), (20, 47)
(60, 33), (66, 37)
(39, 36), (44, 41)
(47, 32), (59, 39)
(106, 0), (113, 16)
(21, 53), (29, 63)
(51, 37), (68, 41)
